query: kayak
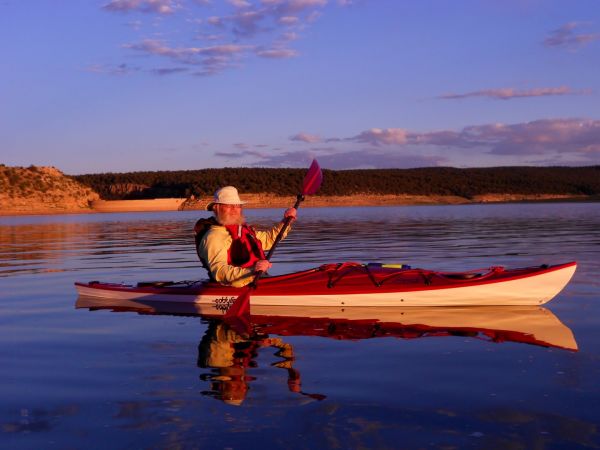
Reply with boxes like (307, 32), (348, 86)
(74, 261), (576, 307)
(75, 298), (578, 351)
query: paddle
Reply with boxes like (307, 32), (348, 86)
(224, 159), (323, 318)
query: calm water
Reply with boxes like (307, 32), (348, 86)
(1, 203), (599, 449)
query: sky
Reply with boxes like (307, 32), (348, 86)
(1, 0), (600, 174)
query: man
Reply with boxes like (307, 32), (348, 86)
(195, 186), (297, 287)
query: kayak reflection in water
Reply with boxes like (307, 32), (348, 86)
(197, 320), (325, 406)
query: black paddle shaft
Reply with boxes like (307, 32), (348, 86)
(265, 193), (304, 261)
(248, 194), (304, 288)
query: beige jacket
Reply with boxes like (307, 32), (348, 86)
(199, 221), (290, 287)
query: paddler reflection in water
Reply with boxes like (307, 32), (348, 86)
(195, 186), (296, 287)
(197, 321), (325, 405)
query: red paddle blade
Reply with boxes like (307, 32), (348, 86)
(223, 314), (252, 337)
(224, 289), (251, 318)
(301, 159), (323, 196)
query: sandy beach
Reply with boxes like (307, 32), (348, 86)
(91, 198), (188, 212)
(88, 192), (590, 212)
(1, 193), (591, 216)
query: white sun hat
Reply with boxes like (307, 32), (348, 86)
(206, 186), (246, 211)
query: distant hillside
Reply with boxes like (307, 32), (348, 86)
(0, 165), (99, 215)
(73, 166), (600, 200)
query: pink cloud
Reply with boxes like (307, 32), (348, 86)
(478, 119), (600, 155)
(291, 118), (600, 161)
(351, 128), (408, 146)
(151, 67), (189, 75)
(230, 10), (266, 36)
(256, 47), (299, 58)
(438, 86), (589, 101)
(124, 39), (251, 74)
(198, 44), (251, 56)
(213, 118), (600, 168)
(228, 0), (252, 8)
(215, 149), (269, 159)
(281, 31), (299, 41)
(278, 16), (299, 25)
(84, 63), (141, 75)
(103, 0), (179, 14)
(207, 0), (328, 38)
(290, 132), (321, 143)
(215, 151), (244, 158)
(407, 119), (600, 156)
(543, 22), (600, 49)
(103, 0), (339, 77)
(231, 148), (446, 169)
(274, 0), (328, 15)
(207, 16), (225, 26)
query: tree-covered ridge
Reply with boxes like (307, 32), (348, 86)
(72, 166), (600, 200)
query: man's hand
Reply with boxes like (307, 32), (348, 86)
(283, 207), (297, 222)
(254, 259), (272, 273)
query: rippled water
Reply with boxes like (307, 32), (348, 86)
(1, 203), (599, 449)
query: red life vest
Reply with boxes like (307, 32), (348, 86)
(223, 224), (266, 268)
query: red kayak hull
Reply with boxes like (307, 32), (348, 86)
(75, 261), (577, 307)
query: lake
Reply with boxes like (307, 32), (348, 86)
(1, 203), (599, 449)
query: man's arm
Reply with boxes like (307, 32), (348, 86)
(256, 208), (297, 251)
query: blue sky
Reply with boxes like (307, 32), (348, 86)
(1, 0), (599, 174)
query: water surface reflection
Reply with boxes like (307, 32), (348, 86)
(76, 296), (578, 406)
(2, 204), (599, 449)
(198, 321), (326, 405)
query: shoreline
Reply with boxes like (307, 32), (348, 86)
(1, 193), (595, 216)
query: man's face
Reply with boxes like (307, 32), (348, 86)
(214, 204), (244, 225)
